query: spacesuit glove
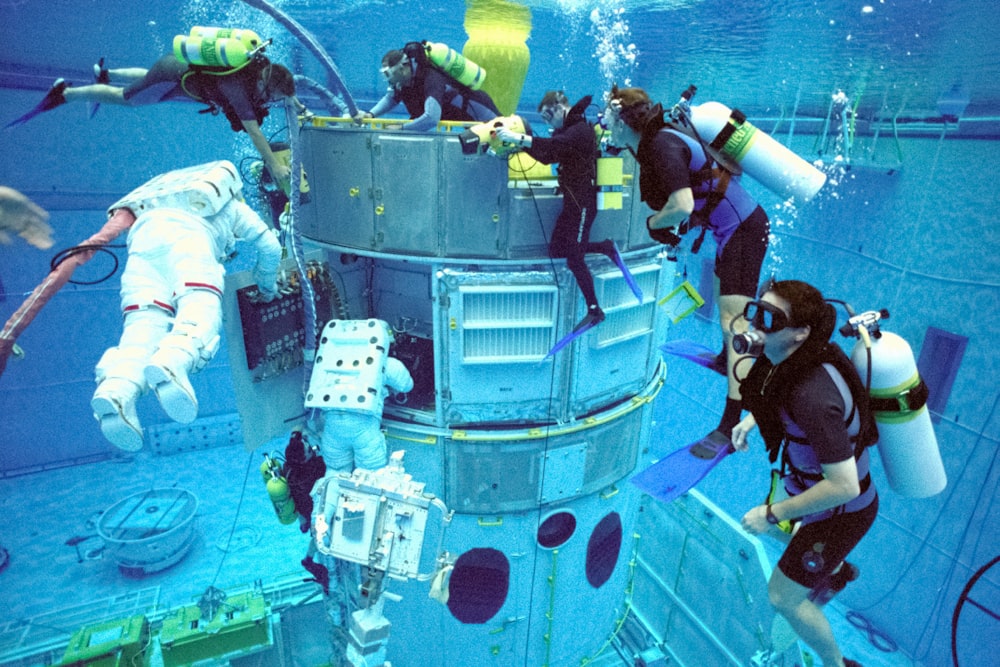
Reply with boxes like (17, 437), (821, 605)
(495, 127), (530, 147)
(254, 273), (278, 302)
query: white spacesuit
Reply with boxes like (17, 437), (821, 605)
(305, 319), (413, 472)
(92, 161), (282, 451)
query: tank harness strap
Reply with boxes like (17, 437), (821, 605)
(869, 376), (929, 413)
(780, 449), (873, 490)
(663, 113), (738, 254)
(708, 107), (747, 155)
(686, 166), (731, 254)
(778, 445), (872, 509)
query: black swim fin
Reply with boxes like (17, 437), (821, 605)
(5, 79), (69, 129)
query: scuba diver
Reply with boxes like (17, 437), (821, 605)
(92, 161), (281, 452)
(733, 280), (878, 667)
(352, 41), (500, 131)
(6, 34), (298, 191)
(495, 90), (641, 332)
(604, 85), (770, 446)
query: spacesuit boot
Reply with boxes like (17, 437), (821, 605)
(144, 346), (198, 424)
(91, 378), (144, 451)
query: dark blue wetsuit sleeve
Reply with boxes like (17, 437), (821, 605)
(525, 122), (591, 166)
(420, 69), (448, 116)
(787, 368), (856, 464)
(643, 132), (693, 210)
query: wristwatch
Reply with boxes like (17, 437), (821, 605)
(765, 503), (780, 525)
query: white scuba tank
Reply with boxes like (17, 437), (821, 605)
(850, 330), (947, 498)
(686, 101), (827, 202)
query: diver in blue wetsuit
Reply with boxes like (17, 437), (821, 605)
(605, 85), (770, 443)
(353, 43), (500, 132)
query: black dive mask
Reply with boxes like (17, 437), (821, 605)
(743, 300), (794, 333)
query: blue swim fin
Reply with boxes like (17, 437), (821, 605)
(5, 79), (68, 129)
(630, 430), (734, 504)
(610, 242), (643, 303)
(543, 308), (604, 360)
(659, 340), (727, 376)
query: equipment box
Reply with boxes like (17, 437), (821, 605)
(55, 614), (150, 667)
(158, 592), (271, 666)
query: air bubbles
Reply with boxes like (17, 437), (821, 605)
(590, 2), (639, 87)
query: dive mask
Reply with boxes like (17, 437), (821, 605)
(743, 300), (794, 333)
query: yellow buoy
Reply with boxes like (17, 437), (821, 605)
(462, 0), (532, 116)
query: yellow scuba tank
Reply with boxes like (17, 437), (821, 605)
(189, 26), (263, 52)
(173, 26), (262, 68)
(424, 41), (486, 90)
(261, 454), (297, 524)
(596, 156), (624, 210)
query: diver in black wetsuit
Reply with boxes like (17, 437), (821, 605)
(353, 43), (500, 132)
(734, 280), (877, 667)
(496, 91), (638, 331)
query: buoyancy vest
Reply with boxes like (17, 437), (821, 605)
(662, 128), (759, 245)
(780, 363), (878, 524)
(182, 56), (270, 132)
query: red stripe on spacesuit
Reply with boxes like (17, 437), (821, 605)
(183, 282), (224, 297)
(123, 300), (176, 315)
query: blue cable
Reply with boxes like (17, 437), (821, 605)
(846, 610), (899, 653)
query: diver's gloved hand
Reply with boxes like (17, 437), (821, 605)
(495, 127), (531, 148)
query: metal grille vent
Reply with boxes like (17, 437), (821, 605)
(460, 286), (558, 362)
(593, 266), (658, 347)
